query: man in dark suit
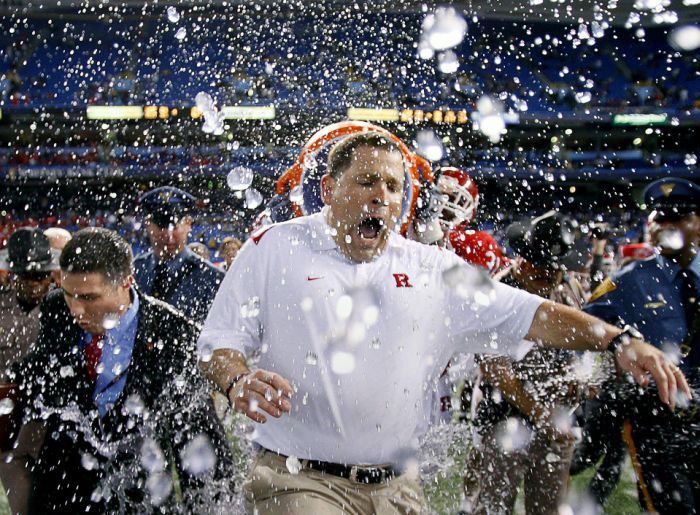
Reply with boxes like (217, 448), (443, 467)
(134, 186), (224, 323)
(13, 227), (235, 513)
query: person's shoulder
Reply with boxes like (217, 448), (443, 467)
(588, 257), (655, 303)
(391, 233), (454, 266)
(133, 250), (154, 266)
(139, 293), (200, 333)
(42, 288), (67, 310)
(185, 250), (224, 277)
(248, 215), (320, 249)
(612, 255), (659, 282)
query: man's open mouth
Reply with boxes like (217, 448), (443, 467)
(358, 217), (384, 241)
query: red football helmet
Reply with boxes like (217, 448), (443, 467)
(436, 167), (479, 229)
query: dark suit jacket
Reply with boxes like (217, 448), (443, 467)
(134, 248), (224, 324)
(13, 288), (234, 514)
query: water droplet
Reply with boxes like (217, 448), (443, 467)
(668, 25), (700, 51)
(545, 452), (560, 463)
(245, 188), (263, 209)
(575, 91), (592, 104)
(657, 229), (684, 250)
(300, 297), (313, 311)
(286, 455), (302, 474)
(141, 438), (165, 473)
(146, 472), (172, 506)
(336, 295), (353, 320)
(124, 394), (145, 416)
(174, 27), (186, 40)
(370, 337), (381, 350)
(102, 314), (118, 330)
(111, 362), (123, 375)
(59, 365), (75, 378)
(199, 343), (214, 363)
(415, 130), (444, 162)
(81, 453), (99, 471)
(330, 350), (356, 375)
(181, 434), (217, 476)
(437, 50), (459, 74)
(305, 352), (318, 365)
(227, 166), (254, 191)
(422, 7), (468, 51)
(194, 91), (215, 113)
(240, 297), (260, 318)
(0, 398), (14, 415)
(166, 6), (180, 23)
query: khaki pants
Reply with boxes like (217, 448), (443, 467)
(244, 450), (426, 514)
(472, 422), (575, 515)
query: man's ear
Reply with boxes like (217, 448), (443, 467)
(320, 175), (335, 205)
(123, 274), (135, 290)
(181, 215), (194, 230)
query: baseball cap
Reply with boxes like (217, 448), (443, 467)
(0, 228), (60, 274)
(506, 211), (588, 271)
(138, 186), (197, 227)
(643, 177), (700, 221)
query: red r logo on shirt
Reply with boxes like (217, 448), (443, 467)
(393, 273), (413, 288)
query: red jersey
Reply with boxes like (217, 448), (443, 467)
(447, 226), (509, 275)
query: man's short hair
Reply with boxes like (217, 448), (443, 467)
(326, 133), (404, 180)
(60, 228), (133, 284)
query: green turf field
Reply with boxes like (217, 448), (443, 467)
(425, 449), (641, 514)
(0, 454), (641, 514)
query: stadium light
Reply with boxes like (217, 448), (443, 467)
(86, 106), (144, 120)
(347, 108), (401, 122)
(221, 106), (275, 120)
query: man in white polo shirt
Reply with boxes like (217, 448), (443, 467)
(198, 132), (690, 514)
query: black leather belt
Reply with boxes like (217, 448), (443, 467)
(265, 449), (396, 484)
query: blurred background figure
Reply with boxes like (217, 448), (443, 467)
(0, 227), (59, 515)
(470, 211), (589, 515)
(584, 177), (700, 514)
(134, 186), (223, 324)
(218, 236), (243, 270)
(43, 227), (72, 287)
(187, 241), (210, 261)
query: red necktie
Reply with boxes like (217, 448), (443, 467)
(85, 333), (103, 381)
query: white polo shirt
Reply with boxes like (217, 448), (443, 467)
(199, 209), (544, 466)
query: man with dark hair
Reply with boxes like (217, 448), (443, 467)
(12, 227), (234, 513)
(199, 132), (689, 514)
(470, 211), (589, 515)
(134, 186), (223, 323)
(0, 228), (59, 514)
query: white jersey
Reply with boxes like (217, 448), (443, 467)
(199, 209), (544, 466)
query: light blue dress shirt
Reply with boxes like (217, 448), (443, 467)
(82, 288), (140, 418)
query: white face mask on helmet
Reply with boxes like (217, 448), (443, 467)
(436, 168), (479, 230)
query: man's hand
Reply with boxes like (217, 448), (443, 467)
(228, 369), (293, 423)
(615, 339), (692, 410)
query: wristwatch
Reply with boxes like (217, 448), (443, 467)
(607, 325), (643, 354)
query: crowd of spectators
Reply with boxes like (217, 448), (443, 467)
(2, 14), (699, 113)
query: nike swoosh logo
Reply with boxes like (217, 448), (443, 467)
(307, 276), (323, 281)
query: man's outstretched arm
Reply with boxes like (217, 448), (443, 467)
(525, 301), (691, 409)
(199, 349), (292, 424)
